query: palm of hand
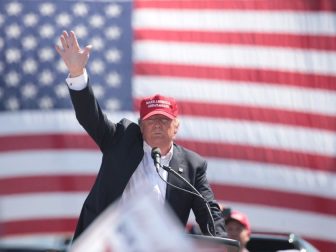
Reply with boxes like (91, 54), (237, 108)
(55, 30), (92, 77)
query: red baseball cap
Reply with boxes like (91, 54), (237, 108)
(225, 210), (251, 235)
(140, 94), (178, 120)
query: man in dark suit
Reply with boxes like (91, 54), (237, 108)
(56, 30), (225, 240)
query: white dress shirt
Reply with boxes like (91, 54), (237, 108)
(120, 141), (172, 205)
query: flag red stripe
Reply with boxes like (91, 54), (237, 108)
(0, 175), (95, 195)
(1, 135), (334, 172)
(212, 183), (336, 216)
(134, 99), (336, 132)
(0, 134), (97, 152)
(303, 238), (336, 252)
(0, 175), (335, 216)
(177, 140), (336, 172)
(1, 218), (77, 236)
(135, 62), (336, 91)
(135, 29), (336, 51)
(135, 0), (336, 11)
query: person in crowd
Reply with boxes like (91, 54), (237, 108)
(225, 210), (251, 252)
(55, 30), (225, 240)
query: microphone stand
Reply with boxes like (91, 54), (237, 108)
(160, 164), (216, 237)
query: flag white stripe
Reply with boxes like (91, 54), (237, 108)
(0, 151), (100, 177)
(134, 10), (336, 35)
(0, 111), (137, 136)
(0, 110), (84, 135)
(1, 151), (335, 200)
(1, 112), (335, 156)
(134, 41), (336, 75)
(134, 76), (336, 116)
(219, 202), (336, 242)
(0, 193), (86, 221)
(0, 235), (69, 248)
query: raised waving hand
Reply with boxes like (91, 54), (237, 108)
(55, 30), (92, 77)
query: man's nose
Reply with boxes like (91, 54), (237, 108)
(153, 119), (163, 126)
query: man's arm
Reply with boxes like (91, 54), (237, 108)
(55, 31), (115, 150)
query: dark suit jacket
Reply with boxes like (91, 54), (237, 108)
(69, 84), (225, 240)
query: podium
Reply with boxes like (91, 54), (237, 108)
(189, 234), (240, 252)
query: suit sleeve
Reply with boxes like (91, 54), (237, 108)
(68, 81), (116, 151)
(193, 160), (226, 237)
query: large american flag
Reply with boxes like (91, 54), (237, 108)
(0, 0), (335, 250)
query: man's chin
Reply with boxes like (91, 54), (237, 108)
(151, 134), (164, 140)
(149, 137), (168, 146)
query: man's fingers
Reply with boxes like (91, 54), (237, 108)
(82, 45), (92, 61)
(59, 35), (67, 50)
(62, 30), (69, 37)
(70, 31), (80, 50)
(56, 31), (91, 69)
(55, 45), (63, 55)
(63, 30), (71, 48)
(83, 45), (92, 55)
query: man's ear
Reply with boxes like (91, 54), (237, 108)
(174, 118), (180, 134)
(139, 118), (144, 133)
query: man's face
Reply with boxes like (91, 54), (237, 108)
(226, 220), (250, 248)
(140, 114), (179, 151)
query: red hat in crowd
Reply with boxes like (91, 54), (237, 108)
(140, 94), (178, 120)
(225, 210), (251, 235)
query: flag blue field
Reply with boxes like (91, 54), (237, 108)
(0, 1), (336, 251)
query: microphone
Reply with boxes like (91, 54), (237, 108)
(150, 147), (216, 237)
(151, 147), (161, 172)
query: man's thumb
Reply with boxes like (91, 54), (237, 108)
(83, 45), (92, 56)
